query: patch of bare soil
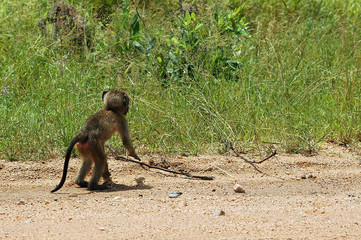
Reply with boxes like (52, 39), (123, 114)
(1, 143), (361, 239)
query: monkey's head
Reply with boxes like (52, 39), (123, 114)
(102, 89), (129, 115)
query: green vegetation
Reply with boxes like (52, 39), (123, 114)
(1, 0), (361, 160)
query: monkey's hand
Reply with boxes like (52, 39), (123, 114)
(128, 151), (141, 161)
(131, 153), (150, 170)
(133, 154), (141, 161)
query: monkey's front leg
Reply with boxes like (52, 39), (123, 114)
(88, 162), (110, 190)
(119, 119), (141, 161)
(102, 161), (113, 186)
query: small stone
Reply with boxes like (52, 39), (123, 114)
(135, 177), (145, 186)
(17, 200), (25, 205)
(233, 184), (245, 193)
(113, 196), (120, 200)
(99, 227), (106, 231)
(169, 192), (182, 198)
(214, 210), (225, 216)
(299, 212), (307, 217)
(301, 174), (307, 179)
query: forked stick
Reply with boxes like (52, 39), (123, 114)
(217, 134), (277, 174)
(106, 145), (214, 180)
(233, 148), (277, 174)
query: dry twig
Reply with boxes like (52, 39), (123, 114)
(217, 134), (277, 174)
(106, 145), (214, 181)
(232, 147), (277, 174)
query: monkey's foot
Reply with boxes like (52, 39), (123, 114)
(102, 179), (113, 187)
(88, 182), (111, 191)
(75, 180), (88, 188)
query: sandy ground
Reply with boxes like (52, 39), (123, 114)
(1, 143), (361, 240)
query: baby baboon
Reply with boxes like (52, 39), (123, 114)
(39, 0), (91, 50)
(51, 89), (140, 193)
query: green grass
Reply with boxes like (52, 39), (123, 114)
(1, 0), (361, 160)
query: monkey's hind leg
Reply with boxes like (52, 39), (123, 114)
(88, 145), (110, 190)
(75, 153), (92, 188)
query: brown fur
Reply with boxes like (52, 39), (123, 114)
(51, 89), (140, 193)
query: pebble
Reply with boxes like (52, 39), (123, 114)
(99, 227), (106, 231)
(214, 210), (225, 216)
(299, 212), (307, 217)
(233, 184), (245, 193)
(301, 173), (316, 179)
(135, 177), (145, 186)
(169, 192), (182, 198)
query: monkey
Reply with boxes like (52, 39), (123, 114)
(39, 0), (92, 50)
(51, 89), (140, 193)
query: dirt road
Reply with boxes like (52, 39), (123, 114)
(1, 144), (361, 239)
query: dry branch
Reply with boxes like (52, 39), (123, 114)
(106, 145), (214, 181)
(231, 146), (277, 165)
(217, 134), (277, 174)
(231, 145), (277, 174)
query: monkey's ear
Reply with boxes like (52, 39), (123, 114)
(123, 94), (127, 106)
(123, 93), (129, 115)
(102, 91), (108, 101)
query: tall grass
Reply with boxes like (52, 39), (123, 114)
(1, 0), (360, 160)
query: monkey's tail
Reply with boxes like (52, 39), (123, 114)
(51, 137), (79, 193)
